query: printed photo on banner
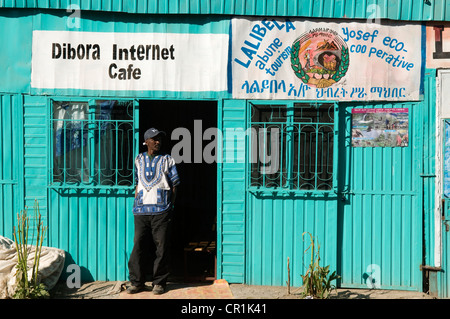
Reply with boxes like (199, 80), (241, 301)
(232, 18), (423, 101)
(351, 108), (409, 147)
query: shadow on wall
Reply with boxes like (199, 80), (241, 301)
(59, 252), (95, 284)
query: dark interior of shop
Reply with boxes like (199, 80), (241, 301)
(138, 99), (217, 282)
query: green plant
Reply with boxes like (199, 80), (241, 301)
(12, 200), (49, 299)
(300, 232), (340, 299)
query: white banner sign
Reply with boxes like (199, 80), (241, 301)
(232, 18), (423, 100)
(31, 30), (228, 92)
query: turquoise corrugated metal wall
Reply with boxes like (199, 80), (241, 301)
(0, 92), (138, 282)
(0, 94), (49, 245)
(24, 95), (137, 282)
(0, 9), (230, 98)
(48, 189), (134, 281)
(0, 94), (23, 241)
(0, 11), (32, 94)
(247, 193), (338, 287)
(1, 0), (450, 21)
(217, 99), (247, 283)
(23, 95), (48, 239)
(46, 97), (138, 281)
(239, 100), (426, 290)
(423, 70), (437, 269)
(0, 1), (444, 292)
(339, 102), (423, 290)
(0, 9), (230, 282)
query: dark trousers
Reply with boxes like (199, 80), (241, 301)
(128, 211), (173, 287)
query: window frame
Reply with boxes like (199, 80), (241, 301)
(246, 100), (339, 194)
(47, 97), (138, 190)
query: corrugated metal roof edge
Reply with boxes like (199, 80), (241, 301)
(0, 2), (449, 22)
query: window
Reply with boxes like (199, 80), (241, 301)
(250, 104), (288, 188)
(249, 102), (334, 191)
(51, 100), (135, 187)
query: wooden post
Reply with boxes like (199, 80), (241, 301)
(286, 257), (291, 294)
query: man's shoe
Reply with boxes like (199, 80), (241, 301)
(127, 285), (144, 294)
(152, 285), (165, 295)
(127, 284), (153, 294)
(127, 286), (153, 294)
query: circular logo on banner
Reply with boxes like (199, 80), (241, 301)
(291, 29), (349, 88)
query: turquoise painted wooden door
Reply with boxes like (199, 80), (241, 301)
(338, 102), (423, 291)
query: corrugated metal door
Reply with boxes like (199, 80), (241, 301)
(339, 102), (423, 291)
(0, 94), (23, 240)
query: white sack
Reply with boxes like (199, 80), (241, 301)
(0, 236), (65, 298)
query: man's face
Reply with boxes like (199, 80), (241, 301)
(146, 135), (162, 152)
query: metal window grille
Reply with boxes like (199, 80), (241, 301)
(249, 103), (334, 191)
(292, 103), (334, 190)
(51, 100), (134, 187)
(250, 104), (288, 188)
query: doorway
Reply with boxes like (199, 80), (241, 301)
(139, 100), (217, 282)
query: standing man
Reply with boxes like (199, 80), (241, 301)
(127, 128), (180, 295)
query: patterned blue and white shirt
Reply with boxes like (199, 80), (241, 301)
(132, 152), (180, 215)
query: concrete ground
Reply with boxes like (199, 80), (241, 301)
(49, 280), (436, 300)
